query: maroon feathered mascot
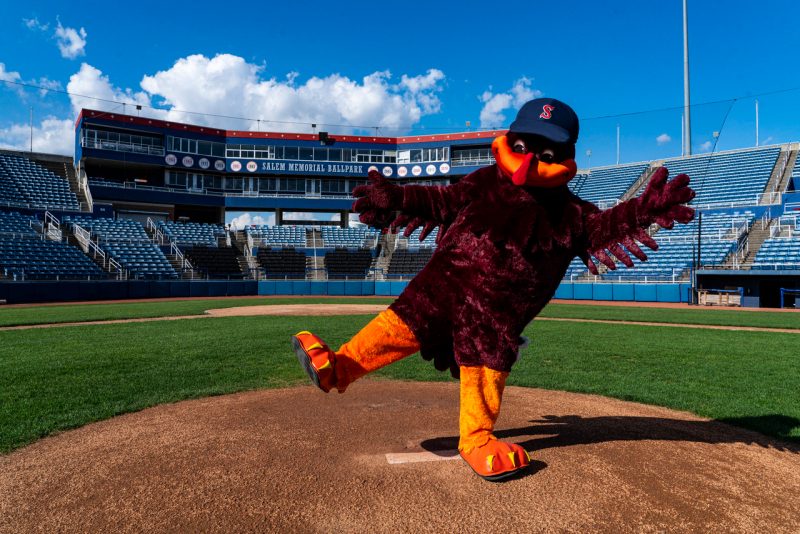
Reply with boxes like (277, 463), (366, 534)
(292, 98), (695, 481)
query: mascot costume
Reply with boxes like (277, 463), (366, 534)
(292, 98), (695, 481)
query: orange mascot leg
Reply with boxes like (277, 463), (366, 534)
(458, 365), (530, 481)
(292, 308), (420, 393)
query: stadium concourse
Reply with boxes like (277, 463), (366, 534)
(0, 108), (799, 306)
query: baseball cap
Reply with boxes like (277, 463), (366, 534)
(509, 98), (579, 144)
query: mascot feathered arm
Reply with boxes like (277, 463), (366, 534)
(579, 167), (695, 274)
(352, 170), (473, 240)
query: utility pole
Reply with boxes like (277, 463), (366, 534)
(29, 106), (33, 153)
(683, 0), (692, 156)
(755, 99), (759, 147)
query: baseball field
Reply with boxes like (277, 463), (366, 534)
(1, 297), (799, 532)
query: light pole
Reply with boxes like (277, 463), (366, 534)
(683, 0), (692, 156)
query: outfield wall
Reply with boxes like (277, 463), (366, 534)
(0, 280), (693, 304)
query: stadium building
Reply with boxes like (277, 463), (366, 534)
(0, 108), (798, 306)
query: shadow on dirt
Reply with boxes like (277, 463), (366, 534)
(421, 413), (800, 479)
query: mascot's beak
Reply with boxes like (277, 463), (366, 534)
(492, 135), (578, 188)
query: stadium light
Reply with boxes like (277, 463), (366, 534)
(683, 0), (692, 156)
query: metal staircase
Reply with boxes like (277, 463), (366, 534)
(738, 215), (775, 269)
(619, 163), (663, 202)
(759, 146), (796, 205)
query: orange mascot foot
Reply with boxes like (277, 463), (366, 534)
(291, 331), (337, 393)
(459, 440), (531, 482)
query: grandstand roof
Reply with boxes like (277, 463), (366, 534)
(78, 109), (506, 146)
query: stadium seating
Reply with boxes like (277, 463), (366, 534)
(248, 226), (306, 247)
(256, 247), (306, 279)
(660, 147), (779, 206)
(62, 216), (177, 279)
(160, 221), (226, 247)
(182, 245), (244, 278)
(0, 236), (107, 280)
(751, 216), (800, 269)
(571, 163), (649, 205)
(324, 249), (373, 279)
(321, 226), (378, 248)
(387, 249), (434, 279)
(0, 154), (80, 210)
(402, 226), (439, 249)
(0, 211), (39, 236)
(751, 237), (800, 269)
(599, 211), (754, 280)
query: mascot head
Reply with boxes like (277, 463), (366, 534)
(492, 97), (579, 188)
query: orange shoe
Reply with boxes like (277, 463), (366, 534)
(291, 331), (337, 393)
(459, 440), (531, 482)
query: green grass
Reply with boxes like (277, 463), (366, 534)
(540, 303), (800, 330)
(0, 297), (393, 327)
(2, 297), (797, 330)
(1, 313), (798, 454)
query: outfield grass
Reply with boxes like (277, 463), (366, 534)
(0, 297), (393, 327)
(1, 313), (798, 454)
(1, 297), (797, 329)
(541, 303), (800, 330)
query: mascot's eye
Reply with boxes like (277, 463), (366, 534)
(512, 139), (528, 154)
(539, 149), (556, 163)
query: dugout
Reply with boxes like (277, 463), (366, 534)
(696, 269), (800, 308)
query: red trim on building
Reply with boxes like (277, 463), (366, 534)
(77, 109), (504, 145)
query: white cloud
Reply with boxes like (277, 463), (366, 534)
(23, 17), (49, 32)
(227, 212), (275, 230)
(0, 117), (74, 155)
(35, 77), (62, 96)
(0, 63), (22, 84)
(139, 54), (446, 133)
(478, 77), (541, 128)
(656, 133), (671, 145)
(0, 54), (446, 155)
(699, 141), (713, 152)
(55, 19), (87, 59)
(66, 63), (152, 114)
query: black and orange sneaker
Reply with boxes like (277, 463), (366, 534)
(291, 331), (337, 393)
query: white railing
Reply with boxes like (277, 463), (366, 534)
(77, 166), (94, 212)
(82, 138), (165, 156)
(728, 233), (749, 269)
(43, 211), (62, 241)
(757, 191), (783, 206)
(760, 211), (771, 230)
(89, 180), (356, 201)
(595, 198), (622, 210)
(766, 149), (790, 197)
(71, 222), (127, 279)
(72, 223), (92, 249)
(108, 256), (126, 280)
(146, 217), (166, 245)
(566, 268), (688, 283)
(169, 241), (195, 276)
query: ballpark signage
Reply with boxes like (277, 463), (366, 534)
(226, 160), (374, 177)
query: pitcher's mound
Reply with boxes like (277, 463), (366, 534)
(1, 381), (798, 533)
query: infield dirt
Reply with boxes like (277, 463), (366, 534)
(1, 381), (798, 533)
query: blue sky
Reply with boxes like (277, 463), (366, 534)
(2, 0), (800, 168)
